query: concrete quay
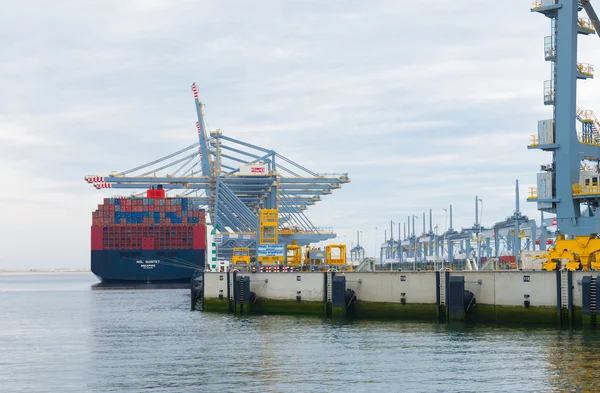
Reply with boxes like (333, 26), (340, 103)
(191, 270), (600, 328)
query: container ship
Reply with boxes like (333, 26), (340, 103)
(90, 188), (206, 283)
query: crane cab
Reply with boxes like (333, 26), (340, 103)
(580, 170), (599, 188)
(232, 247), (250, 265)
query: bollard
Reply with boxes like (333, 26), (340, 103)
(190, 271), (204, 311)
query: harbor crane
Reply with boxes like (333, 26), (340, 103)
(85, 83), (350, 261)
(529, 0), (600, 270)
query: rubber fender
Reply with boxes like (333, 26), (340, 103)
(344, 289), (357, 308)
(463, 290), (476, 312)
(249, 291), (257, 304)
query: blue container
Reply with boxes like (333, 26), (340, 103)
(154, 218), (160, 224)
(182, 211), (188, 217)
(114, 199), (120, 205)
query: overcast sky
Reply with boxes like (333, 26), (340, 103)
(2, 0), (599, 269)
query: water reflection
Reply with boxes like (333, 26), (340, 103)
(544, 330), (600, 392)
(5, 272), (600, 392)
(90, 282), (189, 290)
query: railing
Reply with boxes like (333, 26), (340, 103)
(576, 107), (600, 146)
(532, 0), (557, 10)
(577, 106), (596, 122)
(527, 187), (538, 200)
(579, 17), (596, 33)
(544, 36), (555, 60)
(529, 134), (539, 147)
(577, 62), (594, 77)
(544, 80), (555, 104)
(577, 131), (600, 146)
(315, 226), (335, 234)
(573, 183), (600, 196)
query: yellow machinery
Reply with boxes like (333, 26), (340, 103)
(325, 244), (347, 265)
(305, 247), (325, 265)
(540, 234), (600, 271)
(257, 209), (284, 265)
(286, 241), (302, 266)
(232, 247), (250, 265)
(259, 209), (278, 244)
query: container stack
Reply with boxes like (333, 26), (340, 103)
(92, 197), (206, 226)
(90, 192), (207, 283)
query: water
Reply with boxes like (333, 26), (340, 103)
(2, 273), (600, 393)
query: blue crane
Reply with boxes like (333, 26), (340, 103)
(530, 0), (600, 270)
(85, 83), (350, 261)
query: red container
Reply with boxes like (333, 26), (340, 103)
(91, 226), (103, 250)
(193, 226), (206, 250)
(499, 256), (516, 263)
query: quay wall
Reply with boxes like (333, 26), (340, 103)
(200, 270), (595, 326)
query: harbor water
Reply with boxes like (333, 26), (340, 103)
(2, 273), (600, 392)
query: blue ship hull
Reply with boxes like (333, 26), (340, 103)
(91, 249), (205, 283)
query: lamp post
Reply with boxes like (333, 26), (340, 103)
(374, 226), (378, 262)
(477, 198), (483, 269)
(443, 208), (448, 270)
(434, 224), (439, 270)
(359, 230), (363, 260)
(412, 215), (418, 270)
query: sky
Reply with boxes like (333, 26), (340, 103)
(2, 0), (599, 269)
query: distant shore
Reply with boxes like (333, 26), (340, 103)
(0, 269), (92, 275)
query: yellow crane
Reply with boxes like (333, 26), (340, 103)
(232, 247), (250, 265)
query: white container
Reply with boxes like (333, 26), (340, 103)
(520, 250), (546, 270)
(537, 171), (553, 209)
(238, 163), (268, 175)
(538, 119), (554, 145)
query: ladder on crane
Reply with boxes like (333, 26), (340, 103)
(591, 277), (598, 327)
(439, 270), (447, 307)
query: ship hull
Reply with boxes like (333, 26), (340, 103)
(91, 249), (205, 283)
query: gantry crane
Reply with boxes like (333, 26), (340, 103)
(85, 83), (350, 261)
(529, 0), (600, 270)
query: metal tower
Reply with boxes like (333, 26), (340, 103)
(85, 83), (350, 261)
(530, 0), (600, 270)
(530, 0), (600, 234)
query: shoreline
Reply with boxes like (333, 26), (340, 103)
(0, 270), (92, 275)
